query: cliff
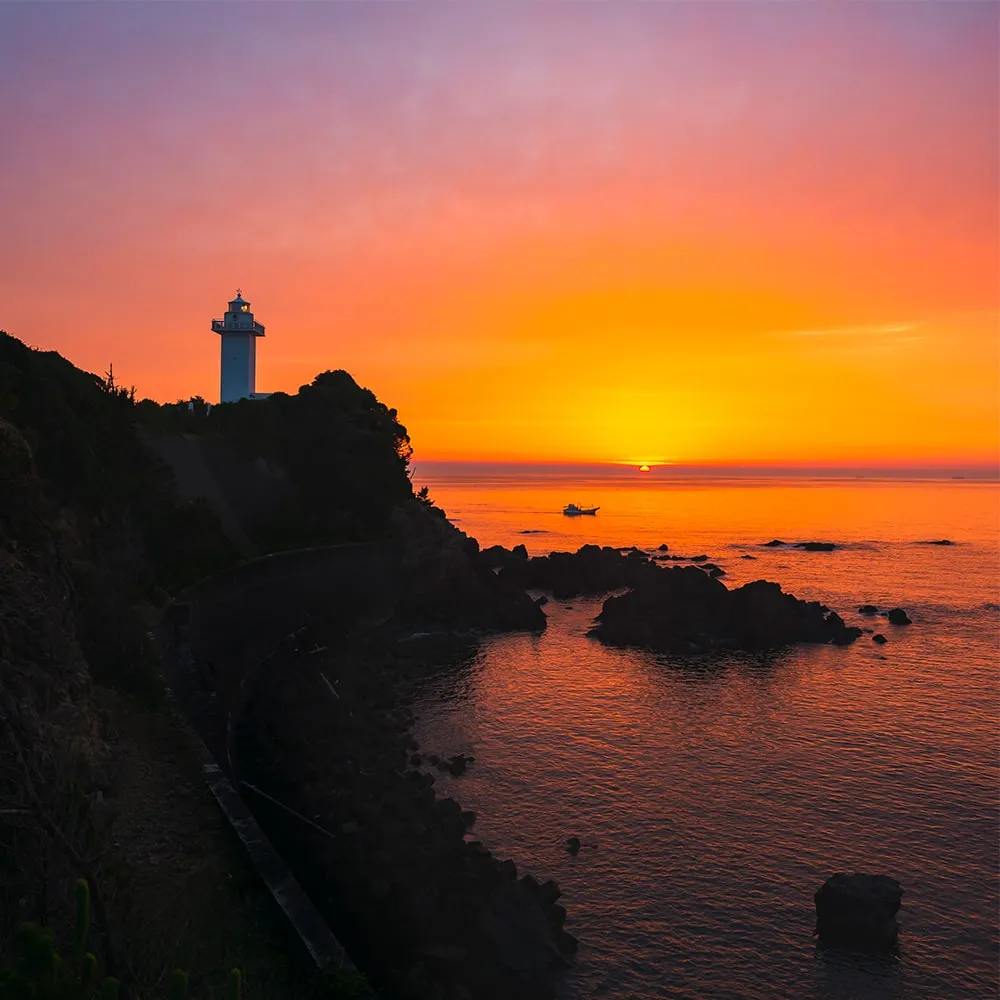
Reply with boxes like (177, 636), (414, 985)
(0, 331), (546, 997)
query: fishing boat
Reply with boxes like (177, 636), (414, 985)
(563, 503), (599, 516)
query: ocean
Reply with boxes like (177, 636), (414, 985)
(407, 467), (999, 1000)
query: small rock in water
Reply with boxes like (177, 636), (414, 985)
(657, 543), (670, 551)
(763, 539), (787, 547)
(741, 554), (757, 560)
(796, 541), (837, 551)
(927, 539), (955, 545)
(814, 873), (903, 950)
(886, 608), (912, 626)
(858, 604), (879, 615)
(872, 634), (888, 645)
(565, 836), (581, 855)
(448, 754), (469, 776)
(708, 567), (726, 578)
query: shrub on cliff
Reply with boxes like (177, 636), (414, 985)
(205, 370), (415, 546)
(0, 331), (236, 595)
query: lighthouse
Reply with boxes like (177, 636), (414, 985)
(211, 289), (266, 402)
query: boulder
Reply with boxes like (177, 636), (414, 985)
(886, 608), (911, 626)
(763, 539), (786, 547)
(858, 604), (879, 615)
(657, 543), (670, 551)
(740, 554), (757, 560)
(926, 539), (954, 545)
(565, 837), (581, 855)
(796, 541), (837, 552)
(814, 873), (903, 950)
(590, 570), (862, 653)
(872, 634), (887, 645)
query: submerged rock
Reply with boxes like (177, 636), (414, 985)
(763, 539), (786, 547)
(858, 604), (879, 615)
(924, 539), (955, 546)
(795, 541), (837, 552)
(564, 837), (581, 855)
(872, 634), (887, 645)
(590, 569), (862, 653)
(814, 873), (903, 950)
(886, 608), (912, 626)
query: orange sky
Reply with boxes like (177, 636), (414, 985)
(1, 4), (997, 466)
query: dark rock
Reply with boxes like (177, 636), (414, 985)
(796, 541), (837, 552)
(688, 554), (709, 563)
(511, 543), (529, 560)
(741, 554), (757, 560)
(449, 754), (469, 776)
(478, 880), (570, 985)
(410, 754), (422, 766)
(565, 836), (581, 855)
(858, 604), (879, 615)
(555, 929), (579, 954)
(590, 569), (862, 653)
(708, 568), (726, 578)
(497, 859), (518, 880)
(814, 873), (903, 950)
(537, 880), (561, 906)
(461, 810), (477, 827)
(925, 539), (954, 545)
(497, 543), (659, 599)
(763, 539), (786, 547)
(391, 504), (546, 633)
(657, 543), (669, 551)
(535, 596), (549, 607)
(872, 634), (887, 645)
(886, 608), (912, 626)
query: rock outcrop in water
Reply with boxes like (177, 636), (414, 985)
(589, 568), (862, 653)
(494, 544), (660, 599)
(814, 873), (903, 950)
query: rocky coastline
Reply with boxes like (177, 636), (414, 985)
(234, 622), (576, 1000)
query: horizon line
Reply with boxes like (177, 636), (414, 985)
(410, 459), (999, 480)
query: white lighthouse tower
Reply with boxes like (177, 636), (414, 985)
(211, 289), (266, 402)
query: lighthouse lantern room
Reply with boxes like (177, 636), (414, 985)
(211, 289), (266, 402)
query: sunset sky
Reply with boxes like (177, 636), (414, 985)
(1, 3), (997, 467)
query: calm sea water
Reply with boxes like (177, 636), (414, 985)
(408, 469), (999, 1000)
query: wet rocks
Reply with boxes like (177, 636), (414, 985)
(886, 608), (912, 626)
(564, 837), (581, 855)
(858, 604), (879, 615)
(814, 873), (903, 950)
(590, 569), (862, 653)
(795, 541), (837, 552)
(923, 539), (954, 546)
(872, 634), (888, 645)
(763, 539), (786, 547)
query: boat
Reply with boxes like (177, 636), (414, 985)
(563, 503), (599, 516)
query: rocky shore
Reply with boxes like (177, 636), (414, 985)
(480, 543), (863, 653)
(235, 623), (575, 1000)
